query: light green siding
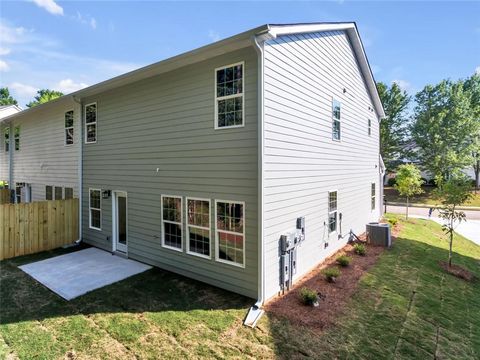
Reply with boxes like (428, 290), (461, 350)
(82, 47), (259, 298)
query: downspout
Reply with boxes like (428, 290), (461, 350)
(73, 96), (83, 244)
(244, 31), (270, 327)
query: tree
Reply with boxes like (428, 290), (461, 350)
(376, 82), (411, 172)
(394, 164), (424, 219)
(26, 89), (63, 108)
(411, 79), (478, 179)
(464, 73), (480, 190)
(0, 87), (18, 106)
(434, 173), (473, 267)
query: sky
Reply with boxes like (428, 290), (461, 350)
(0, 0), (479, 107)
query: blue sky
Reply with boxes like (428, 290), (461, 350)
(1, 0), (479, 107)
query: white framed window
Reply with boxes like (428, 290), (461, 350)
(161, 195), (183, 251)
(89, 188), (101, 230)
(215, 200), (245, 267)
(215, 62), (244, 129)
(371, 183), (376, 211)
(4, 127), (9, 152)
(65, 110), (74, 145)
(45, 185), (53, 200)
(368, 118), (371, 136)
(328, 191), (338, 233)
(85, 103), (97, 144)
(14, 126), (20, 151)
(186, 197), (211, 258)
(332, 99), (341, 141)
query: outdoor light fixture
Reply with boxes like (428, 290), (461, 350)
(102, 190), (111, 199)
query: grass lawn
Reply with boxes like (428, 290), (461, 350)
(384, 186), (480, 207)
(1, 215), (480, 359)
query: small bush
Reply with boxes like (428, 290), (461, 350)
(387, 178), (396, 187)
(354, 243), (367, 256)
(322, 267), (341, 283)
(299, 287), (319, 305)
(336, 255), (351, 267)
(387, 217), (398, 226)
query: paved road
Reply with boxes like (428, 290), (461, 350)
(386, 205), (480, 245)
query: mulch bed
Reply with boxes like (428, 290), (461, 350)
(439, 261), (476, 282)
(266, 223), (401, 330)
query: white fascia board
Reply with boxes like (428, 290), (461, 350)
(268, 22), (355, 38)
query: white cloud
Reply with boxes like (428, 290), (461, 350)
(208, 30), (220, 42)
(0, 23), (29, 44)
(90, 18), (97, 30)
(30, 0), (64, 16)
(0, 47), (11, 56)
(10, 82), (39, 97)
(476, 66), (480, 74)
(53, 79), (88, 94)
(73, 12), (97, 30)
(0, 59), (9, 72)
(392, 79), (411, 92)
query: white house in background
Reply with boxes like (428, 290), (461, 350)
(0, 23), (385, 316)
(0, 105), (22, 189)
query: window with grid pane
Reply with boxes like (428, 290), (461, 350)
(216, 201), (244, 266)
(162, 196), (182, 250)
(14, 126), (20, 151)
(65, 110), (74, 145)
(215, 63), (244, 128)
(85, 103), (97, 143)
(186, 198), (210, 257)
(4, 128), (9, 152)
(328, 191), (338, 233)
(89, 189), (101, 230)
(371, 183), (376, 210)
(332, 99), (341, 141)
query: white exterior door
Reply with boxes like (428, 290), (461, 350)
(113, 191), (128, 253)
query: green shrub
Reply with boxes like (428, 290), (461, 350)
(299, 287), (318, 305)
(322, 267), (341, 283)
(354, 243), (367, 256)
(387, 217), (398, 226)
(336, 255), (351, 267)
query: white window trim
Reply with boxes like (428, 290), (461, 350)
(84, 102), (97, 144)
(214, 199), (246, 268)
(332, 98), (341, 142)
(371, 183), (376, 211)
(89, 188), (102, 231)
(328, 190), (338, 234)
(64, 109), (74, 146)
(185, 197), (211, 259)
(214, 61), (245, 130)
(161, 194), (183, 252)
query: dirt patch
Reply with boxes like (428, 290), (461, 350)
(438, 261), (476, 282)
(266, 227), (399, 330)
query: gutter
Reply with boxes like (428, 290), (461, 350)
(72, 96), (83, 244)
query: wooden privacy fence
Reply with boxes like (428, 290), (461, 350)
(0, 189), (10, 204)
(0, 198), (79, 260)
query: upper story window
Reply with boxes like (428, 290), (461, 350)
(65, 110), (74, 145)
(85, 103), (97, 143)
(215, 62), (244, 129)
(368, 119), (371, 136)
(332, 99), (341, 141)
(4, 128), (9, 152)
(215, 200), (245, 267)
(14, 126), (20, 151)
(328, 191), (338, 233)
(371, 183), (376, 210)
(186, 197), (211, 258)
(89, 189), (101, 230)
(161, 195), (183, 251)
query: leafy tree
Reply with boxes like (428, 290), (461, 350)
(464, 73), (480, 190)
(411, 80), (478, 179)
(434, 173), (473, 267)
(26, 89), (63, 108)
(394, 164), (424, 219)
(0, 87), (18, 106)
(376, 82), (411, 172)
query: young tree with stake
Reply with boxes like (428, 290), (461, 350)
(394, 164), (424, 219)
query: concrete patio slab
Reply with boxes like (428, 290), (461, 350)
(19, 247), (152, 300)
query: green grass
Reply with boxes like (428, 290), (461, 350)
(385, 186), (480, 207)
(1, 216), (479, 359)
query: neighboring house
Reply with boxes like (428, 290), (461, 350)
(0, 104), (22, 190)
(0, 23), (385, 304)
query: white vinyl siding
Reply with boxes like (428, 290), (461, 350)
(215, 200), (245, 267)
(215, 62), (244, 129)
(186, 197), (211, 258)
(89, 189), (101, 230)
(161, 195), (183, 251)
(85, 103), (97, 143)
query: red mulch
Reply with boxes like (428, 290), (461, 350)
(439, 261), (476, 282)
(266, 223), (401, 330)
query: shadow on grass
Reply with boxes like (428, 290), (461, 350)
(0, 244), (252, 326)
(265, 235), (480, 360)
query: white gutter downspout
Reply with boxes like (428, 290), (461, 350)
(244, 30), (274, 328)
(73, 96), (83, 244)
